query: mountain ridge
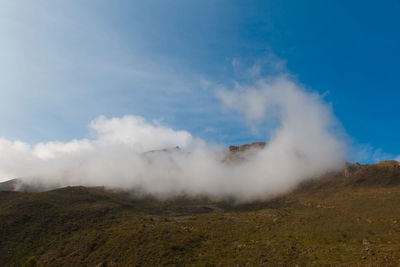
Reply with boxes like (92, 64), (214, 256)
(1, 144), (400, 265)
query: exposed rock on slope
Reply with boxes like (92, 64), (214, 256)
(228, 142), (267, 152)
(344, 162), (361, 177)
(223, 142), (267, 164)
(345, 160), (400, 186)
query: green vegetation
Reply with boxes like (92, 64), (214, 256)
(1, 162), (400, 266)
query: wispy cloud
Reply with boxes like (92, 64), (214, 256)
(0, 70), (347, 201)
(0, 1), (207, 142)
(353, 144), (398, 164)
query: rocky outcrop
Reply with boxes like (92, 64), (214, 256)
(343, 160), (400, 187)
(344, 162), (361, 177)
(228, 142), (267, 153)
(223, 142), (267, 164)
(344, 160), (400, 178)
(375, 160), (400, 167)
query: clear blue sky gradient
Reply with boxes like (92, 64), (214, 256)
(0, 0), (399, 162)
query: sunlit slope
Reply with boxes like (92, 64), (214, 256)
(1, 161), (399, 266)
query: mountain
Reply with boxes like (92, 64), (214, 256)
(0, 178), (20, 191)
(0, 177), (58, 192)
(1, 158), (400, 266)
(0, 143), (267, 193)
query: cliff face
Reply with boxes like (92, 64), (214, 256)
(342, 160), (400, 186)
(223, 142), (267, 164)
(344, 162), (361, 177)
(344, 160), (400, 177)
(228, 142), (267, 152)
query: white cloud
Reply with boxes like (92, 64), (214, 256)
(0, 3), (350, 201)
(353, 144), (397, 164)
(0, 74), (347, 202)
(90, 115), (194, 152)
(216, 75), (346, 176)
(248, 64), (261, 77)
(33, 140), (93, 160)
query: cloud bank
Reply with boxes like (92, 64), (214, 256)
(0, 75), (347, 201)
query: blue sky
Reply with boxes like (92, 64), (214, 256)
(0, 0), (399, 163)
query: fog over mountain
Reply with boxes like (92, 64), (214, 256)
(0, 75), (347, 201)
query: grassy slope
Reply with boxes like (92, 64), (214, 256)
(1, 163), (400, 266)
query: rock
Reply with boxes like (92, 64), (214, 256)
(223, 142), (267, 164)
(228, 142), (266, 152)
(344, 162), (361, 177)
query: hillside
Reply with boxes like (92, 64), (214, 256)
(1, 160), (400, 266)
